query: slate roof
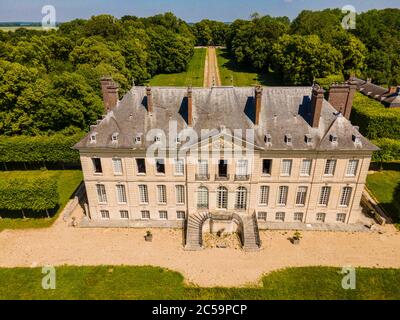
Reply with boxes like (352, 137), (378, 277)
(73, 86), (378, 152)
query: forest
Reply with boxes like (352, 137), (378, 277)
(0, 9), (399, 137)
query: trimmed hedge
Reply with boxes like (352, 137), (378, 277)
(0, 176), (59, 214)
(372, 138), (400, 162)
(351, 93), (400, 140)
(0, 133), (84, 164)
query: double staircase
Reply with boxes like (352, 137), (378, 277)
(185, 212), (261, 251)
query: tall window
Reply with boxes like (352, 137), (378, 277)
(259, 186), (269, 206)
(340, 187), (353, 207)
(96, 184), (107, 203)
(236, 160), (248, 176)
(218, 160), (228, 177)
(198, 160), (208, 176)
(120, 210), (129, 220)
(346, 160), (359, 176)
(112, 158), (123, 175)
(316, 213), (326, 222)
(138, 185), (149, 204)
(337, 213), (346, 223)
(156, 159), (165, 174)
(174, 159), (184, 175)
(141, 210), (150, 220)
(100, 210), (110, 220)
(159, 211), (168, 220)
(276, 212), (285, 221)
(116, 184), (127, 204)
(197, 186), (209, 209)
(319, 187), (331, 206)
(294, 212), (304, 222)
(92, 158), (103, 173)
(281, 160), (292, 176)
(324, 160), (337, 176)
(177, 211), (186, 220)
(277, 186), (289, 206)
(258, 212), (267, 221)
(296, 186), (308, 206)
(157, 185), (167, 204)
(136, 159), (146, 174)
(235, 187), (247, 210)
(217, 186), (228, 209)
(300, 159), (312, 176)
(176, 185), (185, 205)
(262, 159), (272, 175)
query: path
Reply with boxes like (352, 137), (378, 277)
(0, 207), (399, 287)
(203, 47), (221, 87)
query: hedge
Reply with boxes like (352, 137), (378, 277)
(0, 133), (85, 164)
(372, 138), (400, 162)
(351, 93), (400, 140)
(0, 176), (59, 217)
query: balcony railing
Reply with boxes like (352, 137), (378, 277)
(195, 174), (210, 181)
(197, 204), (209, 209)
(234, 174), (250, 181)
(215, 174), (230, 181)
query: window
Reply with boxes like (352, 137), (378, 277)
(340, 187), (353, 207)
(262, 159), (272, 175)
(197, 186), (209, 209)
(330, 134), (338, 143)
(285, 134), (292, 144)
(235, 187), (247, 210)
(176, 185), (185, 205)
(177, 211), (186, 220)
(352, 134), (362, 145)
(120, 210), (129, 220)
(217, 187), (228, 209)
(296, 186), (308, 206)
(112, 132), (119, 143)
(300, 159), (312, 176)
(138, 185), (149, 204)
(346, 160), (359, 176)
(116, 184), (127, 204)
(281, 160), (292, 176)
(258, 212), (267, 221)
(174, 159), (184, 175)
(316, 213), (326, 222)
(135, 134), (142, 144)
(278, 186), (289, 206)
(136, 159), (146, 174)
(157, 185), (167, 204)
(276, 212), (285, 221)
(100, 210), (110, 220)
(156, 159), (165, 174)
(305, 134), (312, 145)
(294, 212), (304, 222)
(324, 160), (336, 176)
(337, 213), (346, 223)
(141, 210), (150, 220)
(112, 158), (123, 175)
(218, 160), (228, 177)
(319, 187), (331, 206)
(236, 160), (248, 177)
(159, 211), (168, 220)
(96, 184), (107, 203)
(92, 158), (103, 174)
(198, 160), (209, 176)
(264, 134), (272, 144)
(259, 186), (269, 206)
(90, 134), (97, 143)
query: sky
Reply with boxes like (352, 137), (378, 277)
(0, 0), (399, 22)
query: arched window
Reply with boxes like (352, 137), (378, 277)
(235, 187), (247, 210)
(197, 186), (209, 209)
(217, 187), (228, 209)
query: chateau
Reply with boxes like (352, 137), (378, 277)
(74, 78), (378, 250)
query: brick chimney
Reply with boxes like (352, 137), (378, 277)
(100, 77), (119, 112)
(146, 86), (153, 114)
(328, 82), (357, 120)
(255, 85), (263, 125)
(311, 85), (324, 128)
(187, 87), (193, 126)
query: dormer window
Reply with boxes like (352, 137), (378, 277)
(154, 135), (161, 143)
(285, 134), (292, 145)
(135, 134), (142, 144)
(352, 134), (362, 145)
(112, 132), (119, 143)
(90, 133), (97, 144)
(305, 134), (312, 145)
(330, 134), (338, 144)
(264, 134), (272, 145)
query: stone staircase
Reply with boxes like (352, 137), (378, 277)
(185, 212), (210, 251)
(240, 213), (262, 252)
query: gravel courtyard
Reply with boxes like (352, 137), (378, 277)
(0, 207), (399, 287)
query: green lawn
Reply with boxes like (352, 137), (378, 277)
(0, 170), (83, 231)
(0, 266), (399, 300)
(367, 164), (400, 226)
(148, 48), (206, 87)
(217, 49), (282, 87)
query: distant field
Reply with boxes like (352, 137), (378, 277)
(148, 48), (206, 87)
(217, 48), (282, 87)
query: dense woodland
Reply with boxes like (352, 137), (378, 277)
(0, 9), (399, 137)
